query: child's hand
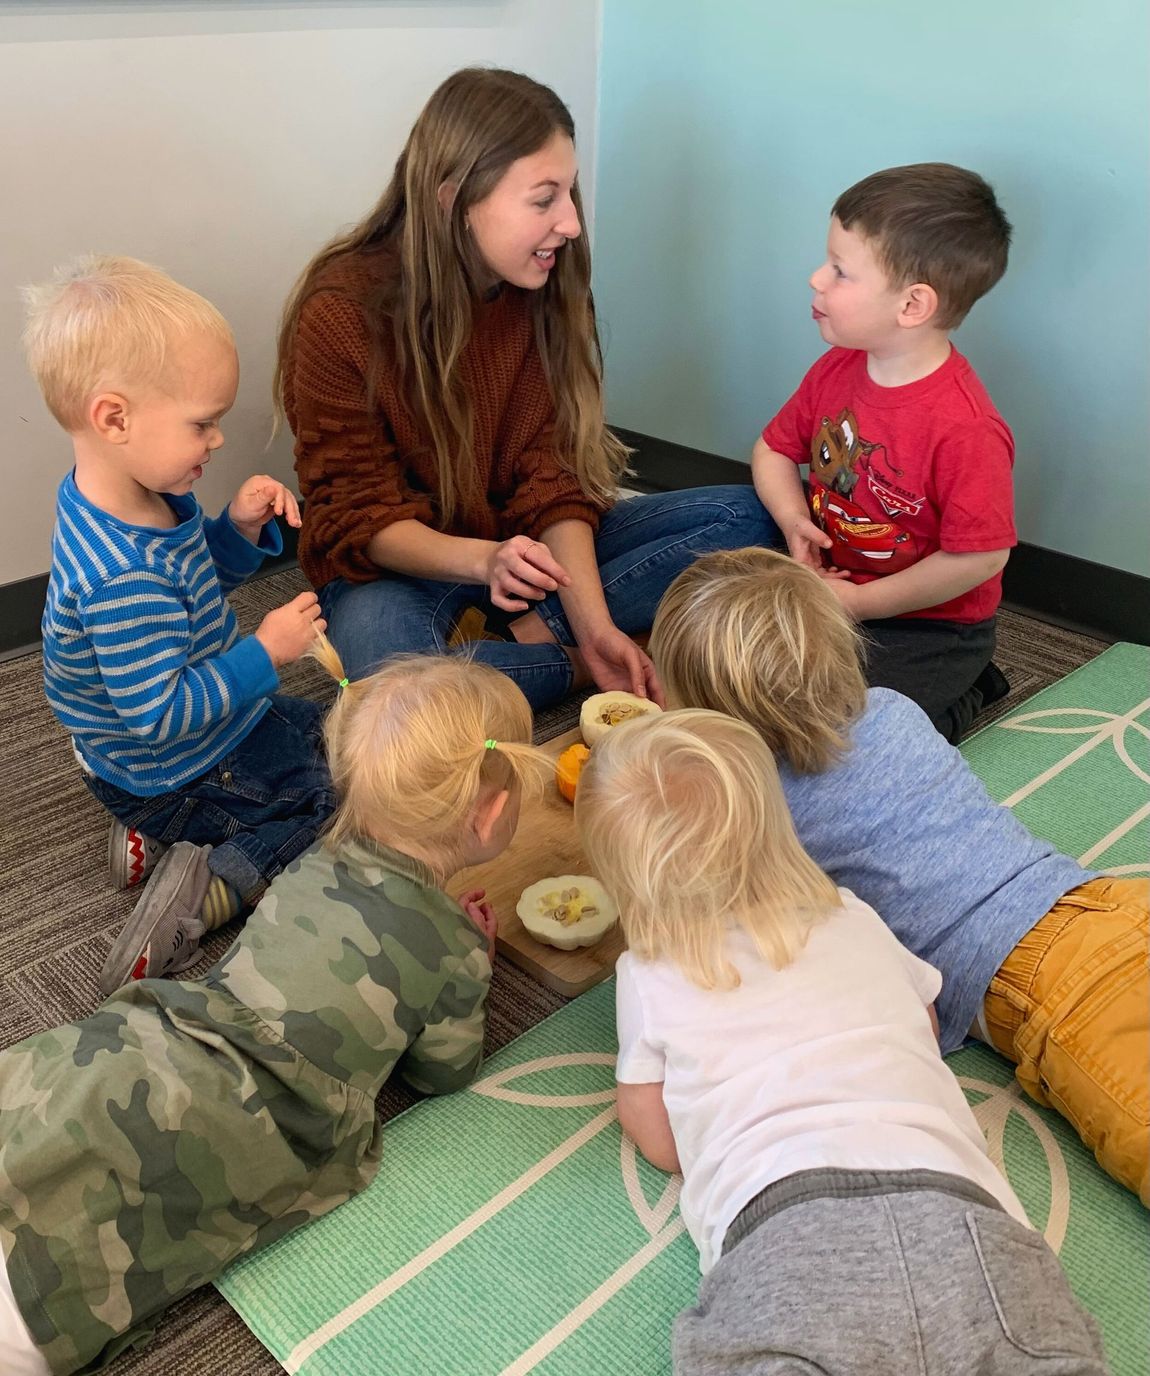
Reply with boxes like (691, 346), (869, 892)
(822, 574), (864, 620)
(254, 591), (326, 667)
(458, 887), (498, 962)
(230, 475), (302, 542)
(783, 515), (833, 571)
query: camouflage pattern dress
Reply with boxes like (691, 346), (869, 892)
(0, 840), (491, 1374)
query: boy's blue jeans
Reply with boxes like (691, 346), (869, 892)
(320, 486), (780, 710)
(83, 695), (335, 901)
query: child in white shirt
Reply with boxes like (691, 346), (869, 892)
(576, 709), (1108, 1374)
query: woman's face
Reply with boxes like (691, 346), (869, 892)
(466, 131), (581, 289)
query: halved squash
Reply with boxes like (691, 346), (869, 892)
(517, 876), (618, 950)
(555, 742), (591, 803)
(579, 691), (662, 746)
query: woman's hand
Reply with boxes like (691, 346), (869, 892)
(578, 623), (664, 705)
(458, 887), (498, 963)
(485, 536), (572, 612)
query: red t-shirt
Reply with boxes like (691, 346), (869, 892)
(763, 347), (1016, 623)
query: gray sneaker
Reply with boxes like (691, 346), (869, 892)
(107, 818), (168, 889)
(99, 842), (212, 996)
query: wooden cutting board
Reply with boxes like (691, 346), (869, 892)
(456, 727), (624, 997)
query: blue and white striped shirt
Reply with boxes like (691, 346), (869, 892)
(42, 473), (281, 795)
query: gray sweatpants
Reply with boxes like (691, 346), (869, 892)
(674, 1168), (1109, 1376)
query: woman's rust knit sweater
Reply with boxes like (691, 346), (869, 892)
(282, 253), (602, 589)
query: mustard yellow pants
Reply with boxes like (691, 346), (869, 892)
(982, 877), (1149, 1204)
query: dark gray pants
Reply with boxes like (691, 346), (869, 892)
(674, 1168), (1109, 1375)
(862, 616), (996, 743)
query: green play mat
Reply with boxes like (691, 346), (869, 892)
(218, 643), (1150, 1375)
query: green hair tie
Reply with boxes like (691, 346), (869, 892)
(484, 739), (498, 750)
(338, 677), (349, 689)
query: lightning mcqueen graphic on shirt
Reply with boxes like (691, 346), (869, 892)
(810, 484), (919, 575)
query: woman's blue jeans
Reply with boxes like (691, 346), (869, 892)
(319, 485), (781, 711)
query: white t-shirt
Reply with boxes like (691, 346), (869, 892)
(615, 888), (1027, 1273)
(0, 1255), (50, 1376)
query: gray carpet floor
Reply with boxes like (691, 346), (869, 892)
(0, 565), (1110, 1374)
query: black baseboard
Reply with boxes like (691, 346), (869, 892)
(4, 449), (1146, 654)
(0, 524), (301, 662)
(1, 571), (50, 663)
(615, 426), (1150, 646)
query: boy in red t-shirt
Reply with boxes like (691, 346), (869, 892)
(753, 163), (1015, 741)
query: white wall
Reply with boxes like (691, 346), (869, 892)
(0, 0), (601, 585)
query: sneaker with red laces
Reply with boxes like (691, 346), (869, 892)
(107, 819), (168, 889)
(99, 842), (212, 997)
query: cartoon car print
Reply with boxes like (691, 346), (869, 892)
(810, 485), (917, 573)
(810, 409), (867, 497)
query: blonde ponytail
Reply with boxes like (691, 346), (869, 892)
(308, 637), (546, 854)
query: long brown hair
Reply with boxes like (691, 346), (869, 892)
(275, 67), (630, 527)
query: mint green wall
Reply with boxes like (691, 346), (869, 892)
(594, 0), (1150, 575)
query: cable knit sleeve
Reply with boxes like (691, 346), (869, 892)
(501, 431), (605, 539)
(496, 337), (603, 540)
(287, 290), (436, 587)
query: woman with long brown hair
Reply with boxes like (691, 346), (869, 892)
(277, 67), (777, 708)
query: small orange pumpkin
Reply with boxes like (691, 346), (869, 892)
(555, 742), (590, 803)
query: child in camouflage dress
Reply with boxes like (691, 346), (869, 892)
(0, 649), (542, 1375)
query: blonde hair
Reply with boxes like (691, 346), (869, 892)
(276, 67), (630, 527)
(577, 709), (840, 989)
(22, 255), (234, 432)
(650, 548), (867, 775)
(309, 636), (544, 857)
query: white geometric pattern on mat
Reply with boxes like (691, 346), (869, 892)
(999, 695), (1150, 874)
(958, 1075), (1070, 1251)
(284, 1053), (685, 1375)
(278, 1054), (1087, 1373)
(218, 648), (1149, 1375)
(501, 1134), (684, 1376)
